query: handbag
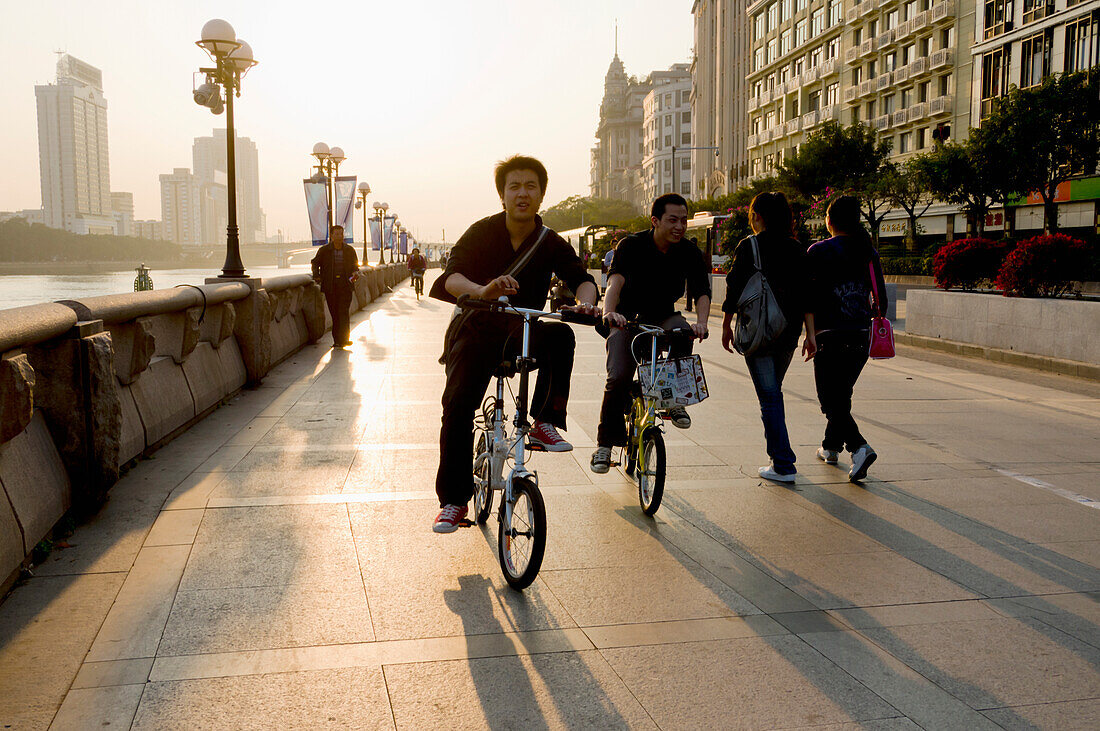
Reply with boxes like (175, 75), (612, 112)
(868, 259), (895, 359)
(733, 235), (788, 356)
(438, 226), (552, 364)
(637, 354), (709, 410)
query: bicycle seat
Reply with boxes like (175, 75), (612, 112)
(493, 361), (519, 378)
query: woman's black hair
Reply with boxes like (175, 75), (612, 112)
(749, 191), (794, 237)
(826, 195), (873, 254)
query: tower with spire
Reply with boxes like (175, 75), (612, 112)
(590, 27), (651, 209)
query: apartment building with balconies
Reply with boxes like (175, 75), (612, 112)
(744, 0), (975, 180)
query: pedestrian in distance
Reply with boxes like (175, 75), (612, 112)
(427, 155), (600, 533)
(590, 193), (711, 474)
(721, 191), (815, 483)
(805, 195), (887, 482)
(311, 224), (359, 348)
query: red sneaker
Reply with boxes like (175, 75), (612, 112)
(432, 504), (468, 533)
(527, 421), (573, 452)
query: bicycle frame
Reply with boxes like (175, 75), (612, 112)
(628, 323), (667, 472)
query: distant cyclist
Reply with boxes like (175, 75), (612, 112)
(407, 247), (427, 292)
(590, 193), (711, 474)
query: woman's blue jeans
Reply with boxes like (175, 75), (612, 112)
(745, 348), (797, 474)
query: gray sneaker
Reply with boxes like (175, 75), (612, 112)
(849, 444), (877, 482)
(816, 447), (840, 465)
(665, 406), (691, 429)
(590, 446), (612, 474)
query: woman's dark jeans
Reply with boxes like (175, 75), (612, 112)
(744, 348), (797, 474)
(813, 332), (869, 453)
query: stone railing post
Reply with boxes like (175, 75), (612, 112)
(210, 278), (271, 384)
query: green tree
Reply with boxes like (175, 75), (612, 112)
(883, 159), (935, 250)
(977, 68), (1100, 233)
(539, 196), (640, 231)
(912, 138), (1015, 238)
(0, 217), (182, 263)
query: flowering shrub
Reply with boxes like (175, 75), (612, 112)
(932, 238), (1011, 291)
(994, 234), (1094, 298)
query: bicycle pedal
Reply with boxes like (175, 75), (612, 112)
(525, 441), (547, 452)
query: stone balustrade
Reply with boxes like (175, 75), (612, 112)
(0, 263), (409, 589)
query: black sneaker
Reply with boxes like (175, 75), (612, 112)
(665, 406), (691, 429)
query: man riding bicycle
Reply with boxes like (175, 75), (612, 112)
(591, 193), (711, 474)
(407, 247), (427, 294)
(428, 155), (600, 532)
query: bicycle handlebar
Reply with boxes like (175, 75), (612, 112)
(456, 294), (600, 326)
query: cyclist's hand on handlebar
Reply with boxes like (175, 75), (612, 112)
(691, 321), (709, 340)
(479, 275), (519, 300)
(603, 311), (627, 329)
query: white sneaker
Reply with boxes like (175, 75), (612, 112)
(816, 447), (840, 465)
(759, 465), (796, 484)
(849, 444), (877, 482)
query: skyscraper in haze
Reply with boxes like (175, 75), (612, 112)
(160, 168), (203, 246)
(193, 130), (263, 245)
(35, 54), (116, 235)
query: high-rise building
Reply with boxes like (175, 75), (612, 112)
(35, 54), (116, 235)
(160, 168), (203, 246)
(641, 64), (695, 202)
(111, 191), (133, 237)
(192, 130), (263, 244)
(590, 51), (652, 210)
(133, 219), (165, 241)
(691, 1), (752, 198)
(741, 0), (973, 179)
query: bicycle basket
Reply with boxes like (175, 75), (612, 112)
(637, 354), (709, 410)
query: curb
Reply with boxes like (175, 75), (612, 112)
(895, 332), (1100, 381)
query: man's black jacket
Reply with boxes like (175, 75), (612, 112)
(311, 244), (359, 296)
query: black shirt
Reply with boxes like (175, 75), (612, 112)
(608, 229), (711, 324)
(806, 234), (888, 334)
(429, 212), (594, 310)
(723, 231), (808, 351)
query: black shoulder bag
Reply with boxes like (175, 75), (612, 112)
(438, 226), (551, 364)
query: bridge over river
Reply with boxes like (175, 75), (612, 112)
(1, 269), (1098, 728)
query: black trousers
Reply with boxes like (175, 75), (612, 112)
(436, 320), (575, 507)
(813, 331), (870, 453)
(596, 314), (692, 447)
(325, 288), (352, 345)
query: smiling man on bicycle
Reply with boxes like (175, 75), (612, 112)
(590, 193), (711, 474)
(428, 155), (600, 533)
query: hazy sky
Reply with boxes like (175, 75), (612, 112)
(0, 1), (695, 243)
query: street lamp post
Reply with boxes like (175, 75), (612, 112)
(372, 202), (389, 265)
(355, 182), (371, 262)
(670, 145), (720, 199)
(194, 19), (257, 279)
(311, 143), (346, 228)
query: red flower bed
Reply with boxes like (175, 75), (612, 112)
(932, 238), (1011, 291)
(995, 234), (1093, 298)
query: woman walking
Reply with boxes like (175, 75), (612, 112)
(722, 192), (815, 483)
(806, 195), (887, 482)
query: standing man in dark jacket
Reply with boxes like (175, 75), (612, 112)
(311, 225), (360, 348)
(428, 155), (600, 533)
(590, 193), (711, 474)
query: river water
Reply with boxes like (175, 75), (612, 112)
(0, 265), (313, 311)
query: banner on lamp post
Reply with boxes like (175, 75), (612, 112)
(333, 176), (357, 244)
(383, 215), (395, 254)
(399, 231), (408, 256)
(369, 217), (381, 251)
(303, 180), (329, 246)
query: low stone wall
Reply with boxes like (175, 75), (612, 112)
(907, 290), (1100, 366)
(0, 263), (408, 588)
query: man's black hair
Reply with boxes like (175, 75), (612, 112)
(651, 193), (689, 220)
(494, 155), (548, 197)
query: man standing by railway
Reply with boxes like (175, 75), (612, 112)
(590, 193), (711, 474)
(428, 155), (600, 533)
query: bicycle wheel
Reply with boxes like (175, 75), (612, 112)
(497, 476), (546, 591)
(637, 426), (666, 516)
(472, 432), (493, 524)
(623, 398), (640, 477)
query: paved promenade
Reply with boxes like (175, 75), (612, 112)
(2, 271), (1099, 729)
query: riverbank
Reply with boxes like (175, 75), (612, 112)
(0, 261), (202, 275)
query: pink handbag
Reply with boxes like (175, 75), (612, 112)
(868, 261), (895, 359)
